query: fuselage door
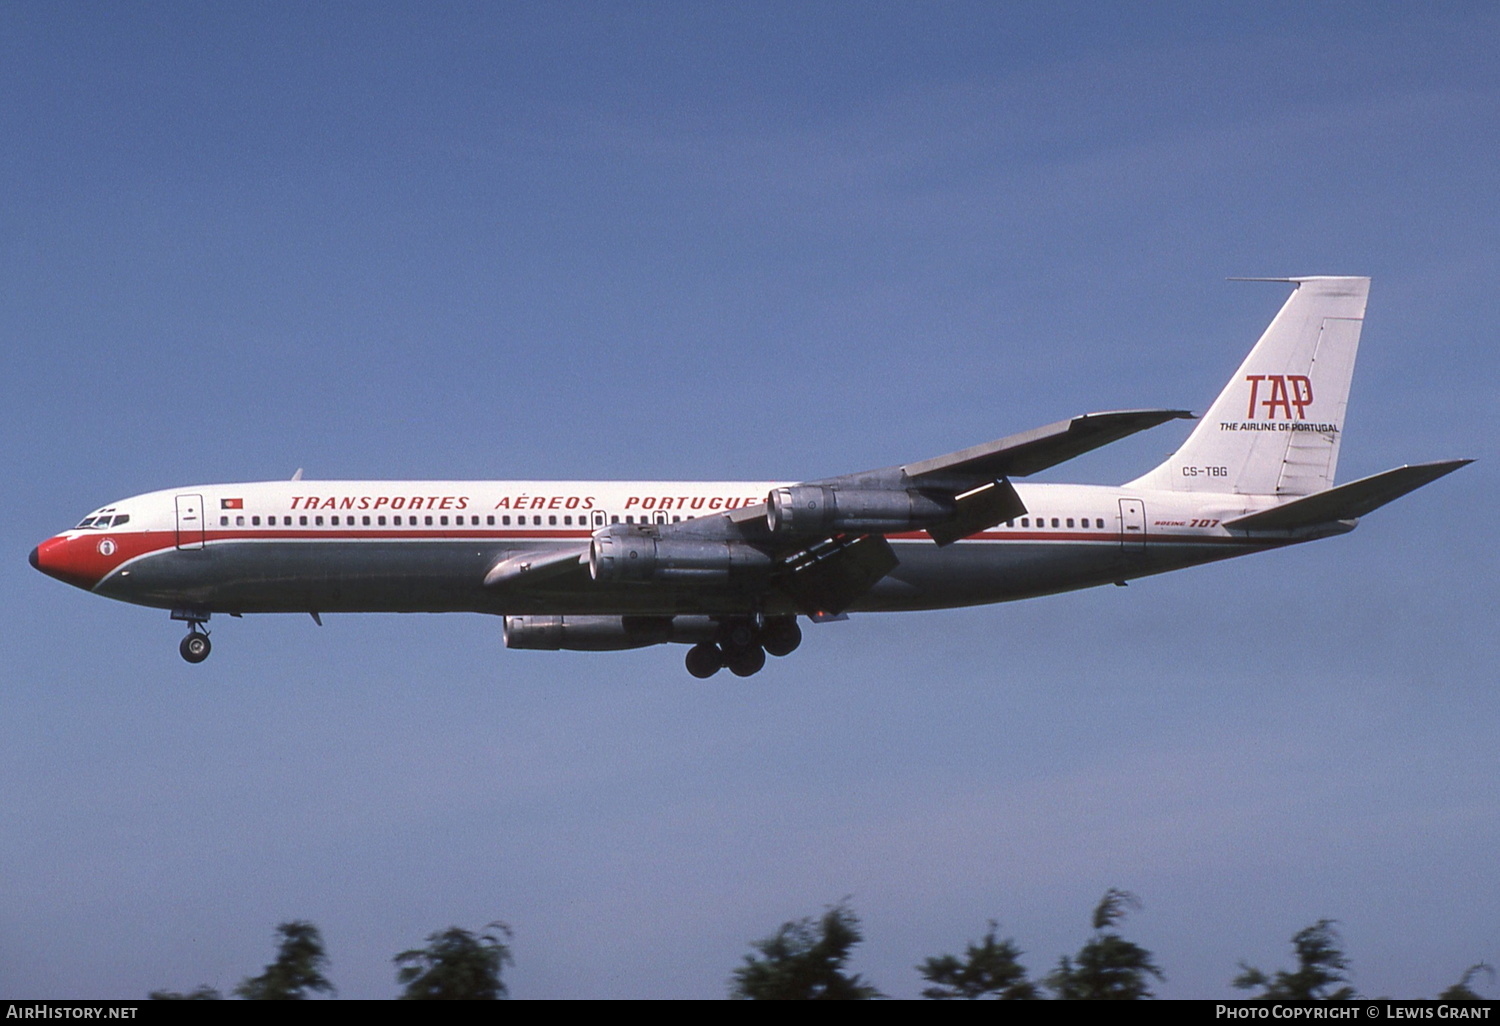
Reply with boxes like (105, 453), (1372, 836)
(591, 509), (607, 530)
(1118, 498), (1146, 553)
(175, 494), (206, 551)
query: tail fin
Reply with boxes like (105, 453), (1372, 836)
(1127, 276), (1369, 496)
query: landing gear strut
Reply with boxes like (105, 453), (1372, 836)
(172, 609), (212, 664)
(682, 615), (802, 678)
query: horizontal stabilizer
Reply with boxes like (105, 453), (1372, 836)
(484, 545), (589, 587)
(903, 409), (1194, 485)
(1225, 460), (1472, 531)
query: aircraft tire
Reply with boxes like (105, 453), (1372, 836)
(722, 620), (757, 650)
(685, 643), (722, 679)
(761, 618), (802, 657)
(725, 644), (766, 677)
(180, 632), (211, 664)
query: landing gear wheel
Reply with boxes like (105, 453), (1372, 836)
(179, 632), (211, 664)
(725, 644), (767, 677)
(685, 643), (723, 679)
(761, 618), (802, 657)
(723, 620), (757, 650)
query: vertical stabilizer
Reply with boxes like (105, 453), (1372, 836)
(1127, 277), (1368, 496)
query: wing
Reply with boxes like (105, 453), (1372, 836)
(487, 409), (1193, 616)
(899, 409), (1196, 485)
(712, 408), (1192, 613)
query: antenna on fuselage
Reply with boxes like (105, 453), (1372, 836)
(291, 468), (304, 481)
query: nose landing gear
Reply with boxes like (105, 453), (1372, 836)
(179, 629), (211, 663)
(171, 609), (212, 663)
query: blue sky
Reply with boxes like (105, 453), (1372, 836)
(3, 1), (1496, 999)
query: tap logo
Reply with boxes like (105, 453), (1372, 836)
(1245, 374), (1313, 420)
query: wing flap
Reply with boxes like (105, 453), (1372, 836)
(1224, 460), (1472, 531)
(926, 478), (1027, 546)
(775, 534), (899, 617)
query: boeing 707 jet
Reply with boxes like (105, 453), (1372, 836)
(31, 277), (1469, 676)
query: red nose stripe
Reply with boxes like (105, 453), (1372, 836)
(29, 532), (175, 590)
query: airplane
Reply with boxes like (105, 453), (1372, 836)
(30, 276), (1470, 677)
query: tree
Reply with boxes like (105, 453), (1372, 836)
(394, 922), (514, 1000)
(234, 921), (335, 1000)
(1437, 963), (1494, 1001)
(1046, 889), (1164, 1000)
(730, 902), (880, 1000)
(919, 920), (1037, 999)
(1233, 920), (1355, 1000)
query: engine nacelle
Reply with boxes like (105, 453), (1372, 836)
(589, 532), (772, 584)
(503, 615), (670, 651)
(766, 485), (954, 535)
(502, 615), (722, 651)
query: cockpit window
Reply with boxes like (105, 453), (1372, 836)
(76, 514), (126, 528)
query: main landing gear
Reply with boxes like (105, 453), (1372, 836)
(172, 610), (212, 663)
(685, 616), (802, 679)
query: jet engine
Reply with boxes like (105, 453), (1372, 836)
(502, 615), (719, 651)
(589, 534), (773, 584)
(766, 485), (954, 535)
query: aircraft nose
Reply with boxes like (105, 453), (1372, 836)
(30, 535), (102, 590)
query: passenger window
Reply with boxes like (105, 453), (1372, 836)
(549, 515), (557, 526)
(315, 516), (324, 526)
(1096, 518), (1105, 528)
(220, 516), (229, 527)
(487, 515), (495, 526)
(1021, 518), (1029, 527)
(250, 516), (259, 526)
(673, 516), (681, 523)
(377, 516), (386, 526)
(1005, 520), (1013, 527)
(1051, 518), (1059, 528)
(502, 515), (511, 526)
(236, 515), (245, 527)
(299, 516), (308, 526)
(1066, 518), (1074, 528)
(611, 515), (619, 524)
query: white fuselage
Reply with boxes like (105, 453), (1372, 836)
(40, 478), (1310, 618)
